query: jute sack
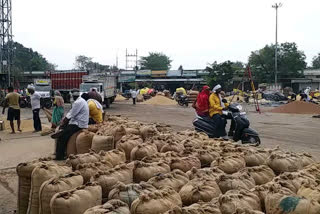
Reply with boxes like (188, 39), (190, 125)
(50, 182), (102, 214)
(170, 156), (201, 173)
(84, 199), (130, 214)
(267, 153), (303, 174)
(66, 151), (101, 170)
(219, 189), (262, 214)
(211, 155), (246, 174)
(91, 135), (114, 153)
(147, 169), (189, 192)
(186, 167), (224, 181)
(108, 182), (156, 207)
(297, 182), (320, 203)
(75, 161), (112, 183)
(76, 131), (95, 154)
(141, 151), (179, 164)
(27, 163), (71, 214)
(88, 124), (100, 133)
(196, 148), (220, 167)
(133, 161), (171, 183)
(160, 141), (185, 153)
(16, 157), (53, 214)
(130, 142), (158, 161)
(302, 163), (320, 180)
(92, 164), (133, 200)
(164, 201), (222, 214)
(66, 130), (82, 156)
(245, 165), (276, 185)
(179, 178), (222, 206)
(99, 149), (126, 167)
(131, 187), (182, 214)
(241, 148), (269, 167)
(298, 152), (315, 167)
(125, 128), (140, 136)
(139, 125), (158, 141)
(104, 125), (127, 143)
(116, 134), (143, 160)
(271, 197), (320, 214)
(217, 172), (256, 194)
(234, 208), (264, 214)
(38, 172), (83, 214)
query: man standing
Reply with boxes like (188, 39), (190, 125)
(2, 86), (21, 133)
(27, 86), (42, 132)
(130, 89), (137, 105)
(52, 92), (89, 160)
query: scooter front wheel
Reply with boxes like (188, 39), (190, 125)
(243, 136), (261, 147)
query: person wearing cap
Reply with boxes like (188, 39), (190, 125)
(27, 86), (42, 132)
(194, 85), (210, 117)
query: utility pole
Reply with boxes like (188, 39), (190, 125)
(272, 3), (282, 87)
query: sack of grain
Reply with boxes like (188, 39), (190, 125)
(91, 135), (114, 153)
(139, 125), (158, 141)
(92, 164), (133, 199)
(302, 163), (320, 179)
(272, 196), (320, 214)
(297, 181), (320, 203)
(133, 161), (171, 182)
(195, 148), (220, 167)
(219, 189), (262, 214)
(131, 187), (182, 214)
(75, 161), (112, 183)
(16, 157), (53, 214)
(50, 182), (102, 214)
(66, 151), (101, 170)
(84, 199), (130, 214)
(267, 153), (303, 174)
(179, 178), (222, 206)
(88, 124), (100, 133)
(211, 155), (246, 174)
(108, 182), (156, 207)
(130, 142), (158, 161)
(245, 165), (276, 185)
(38, 172), (83, 214)
(170, 156), (201, 173)
(66, 130), (82, 156)
(108, 125), (127, 143)
(298, 152), (315, 167)
(241, 148), (269, 167)
(164, 201), (221, 214)
(27, 163), (71, 214)
(76, 131), (95, 154)
(217, 172), (256, 194)
(148, 169), (189, 192)
(160, 141), (185, 153)
(235, 208), (264, 214)
(116, 134), (143, 160)
(126, 128), (140, 135)
(99, 149), (126, 167)
(186, 167), (225, 181)
(146, 134), (171, 152)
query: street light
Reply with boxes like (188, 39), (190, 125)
(272, 3), (282, 88)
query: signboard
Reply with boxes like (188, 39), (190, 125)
(151, 70), (167, 77)
(119, 75), (136, 83)
(121, 70), (136, 75)
(182, 70), (197, 77)
(136, 70), (151, 76)
(35, 79), (50, 85)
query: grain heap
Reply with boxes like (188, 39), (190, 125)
(143, 95), (177, 105)
(269, 101), (320, 114)
(16, 114), (320, 214)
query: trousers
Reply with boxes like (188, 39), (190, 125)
(32, 108), (42, 131)
(55, 124), (81, 160)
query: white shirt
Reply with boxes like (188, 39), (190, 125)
(31, 92), (41, 110)
(131, 90), (137, 98)
(66, 97), (89, 128)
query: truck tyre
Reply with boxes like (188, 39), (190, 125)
(105, 98), (110, 108)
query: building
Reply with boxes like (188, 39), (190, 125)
(291, 69), (320, 92)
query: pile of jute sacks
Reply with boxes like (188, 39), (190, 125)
(16, 115), (320, 214)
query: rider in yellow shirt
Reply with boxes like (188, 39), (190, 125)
(88, 99), (103, 124)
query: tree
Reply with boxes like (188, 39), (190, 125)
(248, 42), (306, 83)
(74, 55), (118, 72)
(140, 52), (172, 70)
(312, 53), (320, 69)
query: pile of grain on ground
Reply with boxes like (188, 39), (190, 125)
(269, 101), (320, 114)
(225, 95), (245, 102)
(143, 95), (177, 105)
(115, 95), (127, 101)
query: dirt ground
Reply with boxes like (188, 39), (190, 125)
(0, 99), (319, 213)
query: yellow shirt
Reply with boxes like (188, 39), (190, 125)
(88, 100), (103, 123)
(6, 92), (20, 109)
(209, 93), (229, 117)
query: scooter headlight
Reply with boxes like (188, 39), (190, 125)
(236, 105), (243, 111)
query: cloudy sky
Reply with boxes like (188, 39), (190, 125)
(13, 0), (320, 70)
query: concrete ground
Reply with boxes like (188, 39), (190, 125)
(0, 100), (319, 213)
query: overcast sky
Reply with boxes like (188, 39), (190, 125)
(13, 0), (320, 70)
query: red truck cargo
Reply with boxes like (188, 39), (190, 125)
(50, 70), (87, 102)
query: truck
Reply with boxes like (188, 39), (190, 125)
(31, 79), (53, 109)
(50, 70), (88, 103)
(80, 73), (117, 108)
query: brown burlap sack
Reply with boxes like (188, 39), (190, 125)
(298, 152), (315, 167)
(160, 141), (185, 153)
(66, 130), (82, 156)
(83, 199), (130, 214)
(103, 125), (127, 143)
(302, 163), (320, 180)
(76, 131), (95, 154)
(91, 135), (114, 153)
(267, 153), (303, 174)
(211, 155), (246, 174)
(245, 165), (276, 185)
(217, 172), (256, 194)
(130, 142), (158, 161)
(297, 181), (320, 203)
(241, 148), (269, 167)
(179, 178), (222, 206)
(126, 128), (140, 136)
(116, 134), (143, 160)
(186, 167), (225, 181)
(139, 125), (158, 140)
(75, 161), (112, 183)
(66, 151), (101, 170)
(87, 124), (100, 133)
(27, 163), (71, 214)
(99, 149), (126, 167)
(196, 147), (220, 167)
(147, 169), (189, 192)
(164, 201), (221, 214)
(133, 161), (171, 183)
(108, 182), (156, 207)
(141, 151), (179, 164)
(170, 156), (201, 173)
(16, 157), (53, 214)
(38, 172), (83, 214)
(50, 182), (102, 214)
(131, 187), (182, 214)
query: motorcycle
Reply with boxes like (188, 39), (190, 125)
(193, 103), (261, 146)
(175, 94), (189, 107)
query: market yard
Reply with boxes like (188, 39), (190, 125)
(0, 99), (320, 214)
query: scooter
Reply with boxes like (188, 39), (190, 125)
(193, 103), (261, 146)
(176, 94), (189, 107)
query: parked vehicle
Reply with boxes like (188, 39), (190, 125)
(30, 79), (53, 109)
(175, 94), (189, 107)
(193, 103), (260, 146)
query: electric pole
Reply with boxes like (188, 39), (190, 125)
(272, 3), (282, 87)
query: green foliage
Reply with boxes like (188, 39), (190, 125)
(74, 55), (118, 72)
(248, 42), (306, 83)
(312, 53), (320, 69)
(205, 61), (244, 91)
(140, 52), (172, 70)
